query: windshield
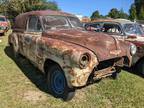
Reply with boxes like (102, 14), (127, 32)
(42, 15), (83, 30)
(68, 17), (83, 28)
(124, 23), (144, 36)
(0, 17), (6, 22)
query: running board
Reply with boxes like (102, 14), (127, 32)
(93, 67), (116, 80)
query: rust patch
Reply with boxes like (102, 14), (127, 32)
(8, 10), (132, 88)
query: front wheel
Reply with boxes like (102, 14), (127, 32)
(47, 64), (75, 101)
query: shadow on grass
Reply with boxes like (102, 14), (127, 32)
(4, 46), (53, 96)
(123, 65), (144, 78)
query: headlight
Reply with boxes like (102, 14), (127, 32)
(130, 43), (137, 55)
(79, 53), (91, 69)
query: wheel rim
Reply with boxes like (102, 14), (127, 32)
(51, 70), (65, 95)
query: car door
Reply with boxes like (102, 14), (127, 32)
(24, 15), (42, 63)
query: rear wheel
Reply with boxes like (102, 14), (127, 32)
(46, 64), (75, 101)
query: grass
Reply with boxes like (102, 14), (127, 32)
(0, 32), (144, 108)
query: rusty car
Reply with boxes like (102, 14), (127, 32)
(8, 10), (136, 101)
(85, 19), (144, 76)
(0, 15), (9, 35)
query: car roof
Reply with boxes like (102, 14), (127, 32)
(14, 10), (77, 30)
(16, 10), (76, 18)
(91, 19), (134, 25)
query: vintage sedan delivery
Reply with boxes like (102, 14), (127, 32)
(9, 10), (136, 101)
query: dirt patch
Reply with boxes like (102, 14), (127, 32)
(22, 90), (47, 104)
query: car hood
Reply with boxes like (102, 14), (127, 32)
(43, 29), (127, 61)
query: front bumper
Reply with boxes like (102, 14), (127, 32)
(67, 57), (127, 88)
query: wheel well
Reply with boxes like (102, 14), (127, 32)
(136, 56), (144, 64)
(44, 59), (60, 75)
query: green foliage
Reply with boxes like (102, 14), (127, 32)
(129, 4), (137, 20)
(108, 8), (128, 19)
(135, 0), (144, 20)
(90, 10), (107, 20)
(108, 8), (120, 19)
(90, 10), (101, 20)
(119, 9), (129, 19)
(0, 0), (59, 20)
(139, 7), (144, 20)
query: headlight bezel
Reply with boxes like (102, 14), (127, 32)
(0, 26), (6, 30)
(79, 53), (91, 69)
(130, 43), (137, 55)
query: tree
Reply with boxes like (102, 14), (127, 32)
(139, 7), (144, 19)
(135, 0), (144, 20)
(119, 9), (129, 19)
(107, 8), (128, 19)
(129, 4), (137, 20)
(0, 0), (59, 20)
(90, 10), (101, 20)
(108, 8), (120, 19)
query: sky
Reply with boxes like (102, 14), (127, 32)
(53, 0), (134, 17)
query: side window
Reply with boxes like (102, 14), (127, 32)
(28, 16), (42, 32)
(102, 23), (122, 35)
(91, 23), (101, 28)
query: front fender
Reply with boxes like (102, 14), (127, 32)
(37, 37), (98, 88)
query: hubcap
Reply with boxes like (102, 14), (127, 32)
(51, 70), (65, 95)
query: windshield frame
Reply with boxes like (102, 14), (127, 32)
(67, 16), (83, 28)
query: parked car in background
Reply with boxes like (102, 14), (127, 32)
(136, 20), (144, 31)
(9, 11), (135, 101)
(85, 19), (144, 76)
(0, 15), (9, 35)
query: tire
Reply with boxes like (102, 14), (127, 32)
(137, 60), (144, 77)
(46, 64), (75, 101)
(111, 67), (121, 79)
